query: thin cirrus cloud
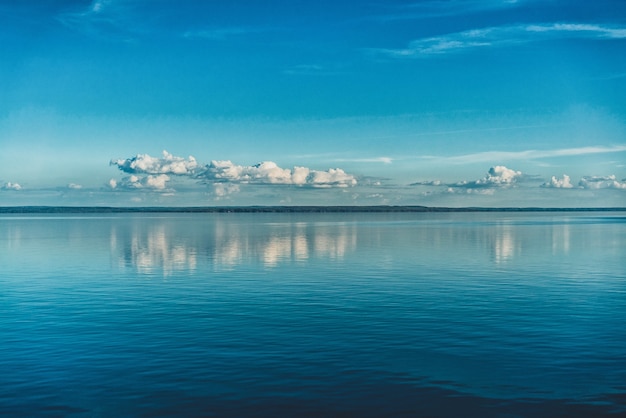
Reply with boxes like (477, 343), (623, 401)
(57, 0), (132, 33)
(58, 1), (272, 41)
(440, 145), (626, 164)
(110, 151), (358, 191)
(376, 22), (626, 57)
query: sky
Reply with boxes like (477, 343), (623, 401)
(1, 0), (625, 207)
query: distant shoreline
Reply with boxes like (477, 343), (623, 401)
(1, 206), (625, 214)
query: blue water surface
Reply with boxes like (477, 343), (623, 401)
(1, 212), (625, 417)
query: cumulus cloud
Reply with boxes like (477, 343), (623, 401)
(67, 183), (83, 189)
(2, 182), (22, 191)
(197, 160), (356, 188)
(111, 150), (199, 175)
(108, 174), (171, 191)
(579, 175), (626, 190)
(542, 174), (574, 189)
(455, 166), (522, 188)
(109, 151), (358, 194)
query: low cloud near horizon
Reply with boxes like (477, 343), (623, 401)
(110, 150), (358, 193)
(1, 182), (22, 191)
(412, 166), (626, 194)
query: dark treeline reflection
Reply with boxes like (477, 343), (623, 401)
(1, 213), (619, 277)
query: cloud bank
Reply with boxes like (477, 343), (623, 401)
(110, 151), (357, 193)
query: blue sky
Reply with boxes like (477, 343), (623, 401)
(1, 0), (625, 207)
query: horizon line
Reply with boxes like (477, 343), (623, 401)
(1, 205), (625, 214)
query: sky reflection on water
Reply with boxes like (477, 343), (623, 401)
(1, 212), (625, 416)
(2, 212), (617, 275)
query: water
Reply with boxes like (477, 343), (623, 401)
(1, 212), (625, 417)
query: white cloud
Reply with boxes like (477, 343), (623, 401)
(443, 145), (626, 164)
(376, 22), (626, 57)
(411, 166), (522, 191)
(410, 180), (442, 186)
(112, 150), (199, 175)
(91, 0), (110, 13)
(455, 166), (522, 188)
(579, 175), (626, 190)
(542, 174), (574, 189)
(526, 23), (626, 39)
(1, 182), (22, 191)
(200, 160), (357, 188)
(57, 0), (130, 37)
(485, 166), (522, 184)
(109, 174), (171, 191)
(68, 183), (83, 189)
(212, 183), (240, 199)
(109, 151), (358, 193)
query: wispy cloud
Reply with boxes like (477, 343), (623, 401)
(375, 22), (626, 57)
(56, 0), (142, 40)
(526, 23), (626, 39)
(443, 145), (626, 164)
(58, 1), (274, 42)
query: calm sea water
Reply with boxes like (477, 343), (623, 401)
(1, 212), (625, 417)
